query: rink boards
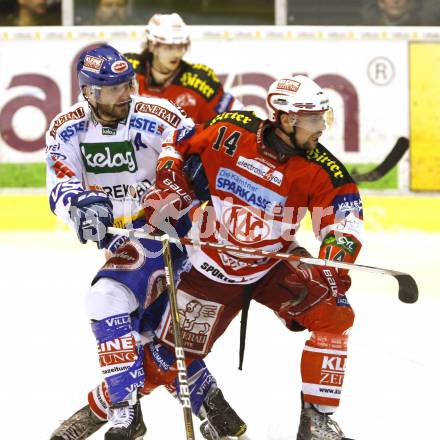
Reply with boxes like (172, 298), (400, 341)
(1, 193), (438, 231)
(1, 26), (440, 191)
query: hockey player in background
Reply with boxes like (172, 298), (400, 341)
(140, 75), (363, 440)
(124, 12), (240, 124)
(46, 45), (246, 440)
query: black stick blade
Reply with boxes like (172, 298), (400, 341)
(351, 137), (409, 182)
(395, 274), (419, 303)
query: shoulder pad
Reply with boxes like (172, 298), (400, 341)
(306, 144), (354, 187)
(205, 111), (261, 133)
(132, 96), (187, 129)
(49, 103), (87, 139)
(124, 52), (146, 75)
(176, 61), (221, 102)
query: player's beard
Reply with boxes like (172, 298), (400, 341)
(95, 100), (131, 125)
(295, 131), (322, 151)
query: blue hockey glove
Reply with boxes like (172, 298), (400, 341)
(183, 154), (211, 202)
(69, 191), (114, 249)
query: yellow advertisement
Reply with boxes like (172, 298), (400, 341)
(410, 43), (440, 191)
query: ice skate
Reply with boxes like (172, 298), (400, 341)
(199, 387), (247, 440)
(296, 403), (353, 440)
(50, 404), (105, 440)
(104, 401), (146, 440)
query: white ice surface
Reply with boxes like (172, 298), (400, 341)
(0, 229), (438, 440)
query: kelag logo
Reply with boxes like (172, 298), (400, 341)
(215, 167), (286, 213)
(80, 141), (138, 174)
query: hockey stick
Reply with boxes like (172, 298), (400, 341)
(351, 137), (409, 182)
(161, 234), (195, 440)
(108, 227), (418, 304)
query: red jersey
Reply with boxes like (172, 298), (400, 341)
(158, 111), (364, 284)
(125, 52), (237, 124)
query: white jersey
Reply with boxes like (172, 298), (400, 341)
(46, 95), (194, 229)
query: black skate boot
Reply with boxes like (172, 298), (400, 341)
(297, 395), (354, 440)
(105, 401), (146, 440)
(199, 387), (247, 440)
(50, 404), (106, 440)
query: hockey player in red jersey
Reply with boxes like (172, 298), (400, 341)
(124, 12), (240, 124)
(141, 75), (363, 440)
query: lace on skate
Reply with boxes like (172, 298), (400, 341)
(297, 406), (353, 440)
(108, 404), (135, 429)
(200, 388), (247, 440)
(321, 414), (344, 438)
(310, 410), (347, 440)
(104, 401), (147, 440)
(327, 416), (345, 437)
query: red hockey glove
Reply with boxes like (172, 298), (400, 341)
(141, 168), (194, 235)
(279, 247), (351, 316)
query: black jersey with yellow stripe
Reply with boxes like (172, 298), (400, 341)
(124, 53), (222, 101)
(174, 61), (222, 102)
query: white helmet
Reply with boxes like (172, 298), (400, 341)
(146, 13), (190, 45)
(266, 75), (330, 122)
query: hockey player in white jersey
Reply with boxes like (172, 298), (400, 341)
(46, 45), (246, 440)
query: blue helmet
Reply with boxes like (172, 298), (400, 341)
(77, 45), (134, 88)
